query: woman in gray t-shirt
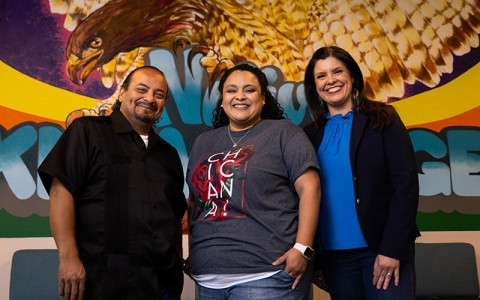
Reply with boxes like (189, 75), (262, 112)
(185, 64), (321, 300)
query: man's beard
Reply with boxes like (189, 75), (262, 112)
(134, 104), (159, 124)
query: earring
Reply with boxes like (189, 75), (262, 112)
(263, 102), (265, 106)
(221, 104), (223, 107)
(352, 88), (360, 111)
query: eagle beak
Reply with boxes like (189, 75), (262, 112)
(66, 50), (104, 85)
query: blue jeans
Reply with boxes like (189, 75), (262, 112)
(196, 264), (313, 300)
(321, 246), (416, 300)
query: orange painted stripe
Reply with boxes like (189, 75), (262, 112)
(408, 105), (480, 132)
(0, 105), (65, 130)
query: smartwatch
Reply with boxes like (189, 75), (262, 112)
(293, 243), (314, 260)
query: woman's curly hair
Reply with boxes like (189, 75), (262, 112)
(211, 63), (286, 129)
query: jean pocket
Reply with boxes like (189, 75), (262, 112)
(280, 269), (296, 280)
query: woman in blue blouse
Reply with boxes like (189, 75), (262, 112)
(303, 46), (420, 299)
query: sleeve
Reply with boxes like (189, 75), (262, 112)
(37, 119), (92, 200)
(378, 110), (420, 260)
(282, 121), (320, 184)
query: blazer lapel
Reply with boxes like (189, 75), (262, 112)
(350, 111), (368, 168)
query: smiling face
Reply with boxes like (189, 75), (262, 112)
(119, 68), (168, 135)
(313, 56), (354, 116)
(222, 70), (265, 131)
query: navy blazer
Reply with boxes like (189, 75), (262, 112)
(305, 110), (420, 261)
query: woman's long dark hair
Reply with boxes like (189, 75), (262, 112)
(304, 46), (394, 130)
(211, 63), (286, 129)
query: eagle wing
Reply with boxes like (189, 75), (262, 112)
(49, 0), (109, 31)
(52, 0), (480, 105)
(305, 0), (480, 100)
(190, 0), (309, 82)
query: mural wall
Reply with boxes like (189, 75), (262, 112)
(1, 0), (480, 237)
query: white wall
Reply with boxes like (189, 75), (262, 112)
(2, 232), (479, 300)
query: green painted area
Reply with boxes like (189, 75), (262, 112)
(0, 209), (52, 237)
(1, 209), (480, 237)
(417, 211), (480, 231)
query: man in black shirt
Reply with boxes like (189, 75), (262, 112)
(38, 66), (187, 300)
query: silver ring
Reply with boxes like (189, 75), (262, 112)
(387, 272), (391, 275)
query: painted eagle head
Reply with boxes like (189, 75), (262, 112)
(65, 0), (204, 85)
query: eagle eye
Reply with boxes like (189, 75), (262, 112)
(90, 37), (103, 48)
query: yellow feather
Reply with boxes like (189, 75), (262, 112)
(53, 0), (480, 104)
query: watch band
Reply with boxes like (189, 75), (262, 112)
(294, 242), (314, 260)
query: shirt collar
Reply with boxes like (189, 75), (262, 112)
(110, 109), (162, 149)
(326, 111), (353, 121)
(111, 109), (136, 134)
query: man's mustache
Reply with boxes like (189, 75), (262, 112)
(135, 100), (157, 110)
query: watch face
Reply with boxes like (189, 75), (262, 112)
(304, 247), (314, 259)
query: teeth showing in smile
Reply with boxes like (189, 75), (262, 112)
(233, 104), (248, 108)
(326, 86), (341, 93)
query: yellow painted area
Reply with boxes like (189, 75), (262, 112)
(391, 62), (480, 127)
(0, 61), (98, 121)
(1, 59), (479, 125)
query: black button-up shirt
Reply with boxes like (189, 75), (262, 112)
(38, 109), (187, 299)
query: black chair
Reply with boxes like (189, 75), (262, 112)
(415, 242), (480, 299)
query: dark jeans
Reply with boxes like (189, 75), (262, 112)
(158, 279), (181, 300)
(322, 246), (416, 300)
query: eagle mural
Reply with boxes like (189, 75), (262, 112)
(51, 0), (480, 120)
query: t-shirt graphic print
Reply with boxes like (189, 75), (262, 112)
(191, 145), (254, 221)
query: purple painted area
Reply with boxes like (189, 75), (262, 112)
(0, 0), (114, 100)
(0, 0), (479, 102)
(391, 45), (480, 102)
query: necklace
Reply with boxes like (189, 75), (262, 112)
(227, 121), (260, 147)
